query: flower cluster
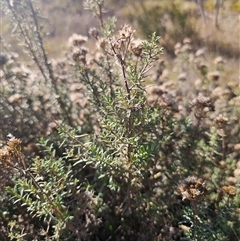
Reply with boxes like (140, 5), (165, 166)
(72, 46), (89, 64)
(109, 25), (145, 62)
(176, 176), (207, 201)
(190, 94), (214, 119)
(221, 185), (236, 198)
(146, 85), (178, 111)
(67, 34), (89, 64)
(0, 135), (23, 190)
(0, 135), (22, 166)
(214, 114), (229, 129)
(68, 33), (88, 47)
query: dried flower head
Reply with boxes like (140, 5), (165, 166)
(89, 27), (100, 39)
(174, 43), (182, 55)
(118, 24), (135, 40)
(147, 85), (166, 96)
(7, 138), (22, 152)
(0, 146), (11, 165)
(72, 48), (82, 62)
(214, 114), (229, 129)
(174, 42), (181, 50)
(234, 144), (240, 151)
(236, 160), (240, 169)
(109, 37), (120, 51)
(8, 93), (24, 105)
(12, 67), (28, 78)
(72, 47), (89, 64)
(229, 96), (240, 107)
(197, 63), (208, 76)
(211, 86), (234, 101)
(0, 135), (22, 169)
(45, 120), (62, 136)
(130, 39), (143, 57)
(190, 95), (213, 108)
(214, 56), (225, 65)
(161, 93), (178, 112)
(190, 94), (214, 119)
(183, 38), (191, 44)
(0, 144), (14, 191)
(234, 168), (240, 178)
(0, 135), (25, 191)
(181, 44), (191, 53)
(207, 71), (220, 81)
(68, 34), (88, 47)
(176, 176), (207, 201)
(146, 86), (178, 111)
(177, 72), (187, 81)
(221, 185), (236, 198)
(226, 176), (237, 185)
(195, 47), (207, 57)
(96, 38), (106, 50)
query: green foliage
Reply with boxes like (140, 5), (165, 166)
(0, 0), (239, 240)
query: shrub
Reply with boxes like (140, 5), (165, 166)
(0, 0), (239, 240)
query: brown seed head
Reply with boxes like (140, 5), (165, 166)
(176, 176), (207, 201)
(68, 34), (88, 47)
(7, 138), (22, 151)
(190, 94), (214, 119)
(72, 47), (89, 64)
(118, 25), (134, 40)
(207, 71), (220, 81)
(89, 28), (100, 39)
(221, 185), (236, 198)
(130, 39), (143, 57)
(214, 114), (229, 129)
